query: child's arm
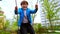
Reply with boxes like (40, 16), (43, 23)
(14, 6), (21, 14)
(30, 4), (38, 14)
(30, 9), (38, 14)
(15, 6), (18, 14)
(15, 10), (18, 14)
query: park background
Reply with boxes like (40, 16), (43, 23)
(0, 0), (60, 34)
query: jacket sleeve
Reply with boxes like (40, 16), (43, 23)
(30, 8), (38, 14)
(14, 8), (21, 15)
(15, 10), (18, 15)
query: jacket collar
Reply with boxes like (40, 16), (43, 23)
(21, 8), (28, 11)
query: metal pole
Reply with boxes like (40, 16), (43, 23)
(15, 0), (19, 33)
(15, 0), (18, 22)
(36, 0), (38, 5)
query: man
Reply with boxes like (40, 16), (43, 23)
(15, 0), (38, 34)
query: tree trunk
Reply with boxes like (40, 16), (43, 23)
(49, 19), (55, 32)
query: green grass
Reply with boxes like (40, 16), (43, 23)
(0, 30), (11, 34)
(48, 33), (60, 34)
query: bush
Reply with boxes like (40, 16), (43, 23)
(33, 23), (48, 34)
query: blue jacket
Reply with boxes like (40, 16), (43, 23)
(15, 8), (38, 26)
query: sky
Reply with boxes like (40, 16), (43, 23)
(0, 0), (42, 23)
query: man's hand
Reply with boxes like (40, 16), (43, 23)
(15, 6), (18, 10)
(35, 4), (38, 9)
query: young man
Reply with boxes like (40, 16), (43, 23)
(15, 1), (38, 34)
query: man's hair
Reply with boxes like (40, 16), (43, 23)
(21, 1), (28, 5)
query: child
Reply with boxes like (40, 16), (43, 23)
(15, 0), (38, 34)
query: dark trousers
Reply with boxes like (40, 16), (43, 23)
(17, 23), (35, 34)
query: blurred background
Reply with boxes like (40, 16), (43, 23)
(0, 0), (60, 34)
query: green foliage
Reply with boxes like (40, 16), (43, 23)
(0, 14), (3, 16)
(32, 14), (36, 22)
(10, 21), (18, 31)
(0, 30), (11, 34)
(0, 7), (2, 11)
(4, 20), (10, 28)
(0, 18), (2, 23)
(42, 0), (60, 20)
(33, 24), (41, 33)
(33, 24), (48, 34)
(40, 0), (60, 32)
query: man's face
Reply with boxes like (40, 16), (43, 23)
(21, 4), (28, 10)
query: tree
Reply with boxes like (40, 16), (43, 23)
(40, 0), (60, 32)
